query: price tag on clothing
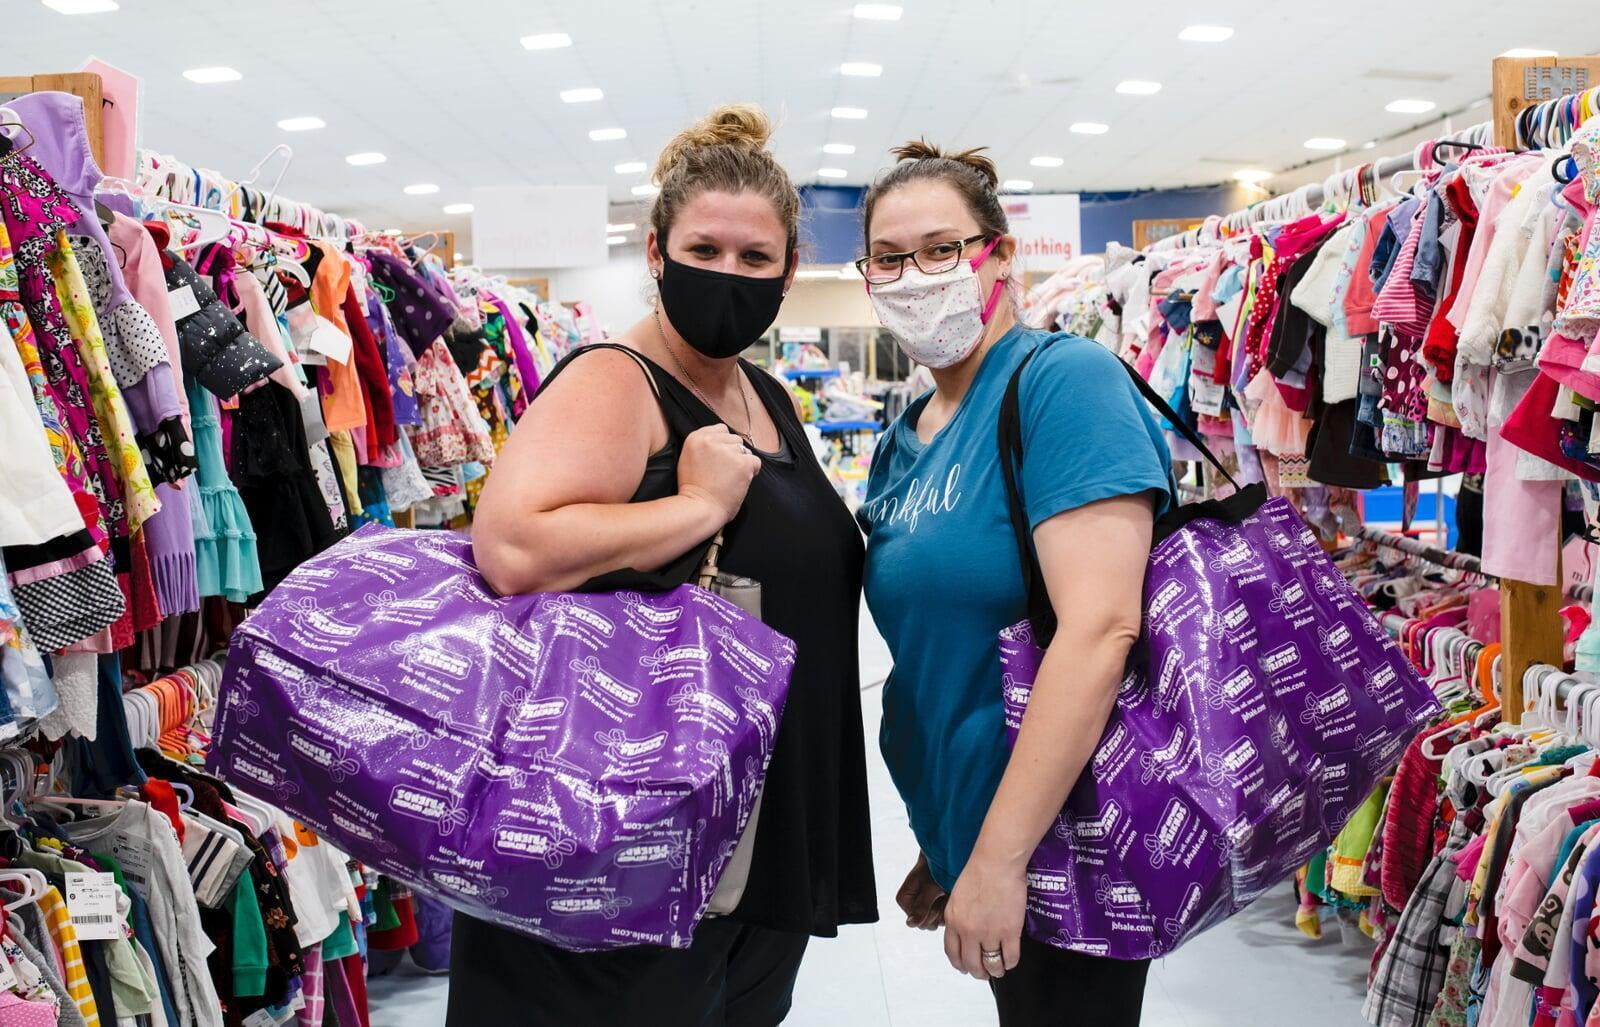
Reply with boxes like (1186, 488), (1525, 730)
(241, 1010), (281, 1027)
(1190, 379), (1226, 418)
(0, 946), (18, 993)
(168, 283), (202, 321)
(64, 871), (121, 941)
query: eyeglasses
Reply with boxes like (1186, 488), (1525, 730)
(855, 234), (990, 284)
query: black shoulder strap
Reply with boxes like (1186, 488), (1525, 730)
(997, 342), (1241, 647)
(538, 342), (667, 402)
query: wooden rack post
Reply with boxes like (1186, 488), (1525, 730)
(1491, 55), (1600, 152)
(0, 72), (105, 167)
(1490, 57), (1589, 722)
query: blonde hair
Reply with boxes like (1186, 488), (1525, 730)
(651, 104), (800, 253)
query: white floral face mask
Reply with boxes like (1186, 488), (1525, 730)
(867, 237), (1005, 369)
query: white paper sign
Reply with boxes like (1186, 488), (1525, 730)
(471, 186), (609, 269)
(65, 871), (121, 941)
(1003, 194), (1083, 272)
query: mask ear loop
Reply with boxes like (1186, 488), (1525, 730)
(970, 236), (1007, 324)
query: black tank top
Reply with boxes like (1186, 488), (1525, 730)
(502, 344), (876, 935)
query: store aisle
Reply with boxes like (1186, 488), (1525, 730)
(368, 610), (1373, 1026)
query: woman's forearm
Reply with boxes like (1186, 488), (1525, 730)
(474, 493), (724, 596)
(968, 622), (1138, 871)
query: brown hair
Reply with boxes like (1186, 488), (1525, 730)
(862, 140), (1008, 250)
(651, 104), (800, 254)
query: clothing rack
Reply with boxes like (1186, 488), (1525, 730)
(1149, 123), (1495, 250)
(135, 146), (367, 241)
(1354, 526), (1485, 574)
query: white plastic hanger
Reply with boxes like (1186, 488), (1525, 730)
(0, 868), (48, 911)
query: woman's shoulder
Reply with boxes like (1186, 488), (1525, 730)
(543, 340), (664, 400)
(1018, 329), (1128, 390)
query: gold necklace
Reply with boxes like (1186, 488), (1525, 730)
(654, 309), (754, 444)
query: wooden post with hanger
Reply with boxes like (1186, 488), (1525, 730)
(1491, 59), (1582, 724)
(0, 72), (104, 167)
(1491, 55), (1600, 153)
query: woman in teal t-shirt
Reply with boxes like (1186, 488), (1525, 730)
(858, 142), (1173, 1026)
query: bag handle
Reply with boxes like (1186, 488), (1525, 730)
(997, 342), (1241, 647)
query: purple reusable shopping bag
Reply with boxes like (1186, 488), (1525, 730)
(995, 345), (1439, 960)
(208, 524), (797, 951)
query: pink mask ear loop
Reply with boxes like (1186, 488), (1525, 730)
(971, 236), (1006, 324)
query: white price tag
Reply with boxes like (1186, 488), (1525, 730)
(0, 948), (17, 993)
(65, 871), (121, 941)
(168, 284), (202, 321)
(241, 1010), (280, 1027)
(1190, 379), (1227, 418)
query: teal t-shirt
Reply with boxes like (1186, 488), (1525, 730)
(860, 328), (1173, 890)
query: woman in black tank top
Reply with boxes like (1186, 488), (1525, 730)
(451, 104), (876, 1027)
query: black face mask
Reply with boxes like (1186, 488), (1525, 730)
(657, 246), (789, 359)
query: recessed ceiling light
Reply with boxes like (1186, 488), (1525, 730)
(1385, 98), (1437, 114)
(1178, 25), (1233, 42)
(852, 4), (902, 20)
(831, 107), (868, 120)
(1002, 179), (1034, 191)
(183, 66), (242, 84)
(521, 32), (572, 50)
(345, 151), (387, 166)
(404, 183), (439, 195)
(1500, 48), (1558, 58)
(614, 161), (647, 174)
(606, 235), (627, 246)
(276, 116), (325, 132)
(606, 222), (636, 232)
(561, 87), (604, 103)
(589, 128), (627, 141)
(442, 203), (474, 214)
(1303, 137), (1346, 150)
(840, 62), (882, 77)
(1362, 140), (1379, 149)
(1116, 80), (1162, 95)
(1029, 155), (1064, 168)
(1232, 169), (1272, 183)
(1070, 122), (1110, 135)
(631, 184), (660, 197)
(42, 0), (118, 13)
(818, 168), (848, 179)
(823, 143), (856, 155)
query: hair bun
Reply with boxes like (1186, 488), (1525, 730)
(889, 139), (1000, 191)
(654, 104), (774, 182)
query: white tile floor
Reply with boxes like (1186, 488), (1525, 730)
(368, 611), (1375, 1026)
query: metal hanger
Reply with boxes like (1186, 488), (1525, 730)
(0, 107), (36, 165)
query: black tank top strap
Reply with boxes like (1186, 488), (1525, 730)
(539, 342), (725, 444)
(741, 362), (809, 457)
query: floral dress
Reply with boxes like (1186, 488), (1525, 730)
(409, 338), (495, 468)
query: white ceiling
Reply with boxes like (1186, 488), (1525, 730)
(8, 0), (1597, 251)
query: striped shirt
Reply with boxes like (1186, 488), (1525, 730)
(38, 886), (100, 1027)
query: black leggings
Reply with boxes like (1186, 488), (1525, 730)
(446, 913), (810, 1027)
(989, 934), (1150, 1026)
